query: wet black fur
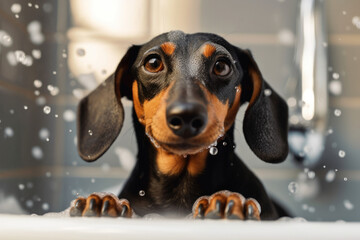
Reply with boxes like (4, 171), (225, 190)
(77, 31), (289, 220)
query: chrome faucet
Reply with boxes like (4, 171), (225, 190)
(288, 0), (328, 167)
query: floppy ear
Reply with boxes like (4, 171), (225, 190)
(237, 48), (289, 163)
(77, 46), (140, 161)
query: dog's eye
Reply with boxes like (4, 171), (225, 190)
(144, 56), (164, 73)
(213, 60), (231, 76)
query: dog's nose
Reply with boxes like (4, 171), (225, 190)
(166, 102), (207, 138)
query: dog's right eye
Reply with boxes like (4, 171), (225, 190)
(144, 55), (164, 73)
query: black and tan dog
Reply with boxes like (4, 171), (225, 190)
(70, 31), (289, 220)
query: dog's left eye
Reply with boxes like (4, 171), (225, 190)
(213, 60), (231, 77)
(144, 55), (164, 73)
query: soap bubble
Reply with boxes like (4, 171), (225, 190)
(32, 49), (41, 59)
(32, 146), (43, 160)
(6, 51), (17, 66)
(42, 203), (50, 211)
(288, 181), (298, 194)
(0, 30), (13, 47)
(343, 200), (354, 210)
(4, 127), (14, 138)
(39, 128), (49, 140)
(43, 106), (51, 114)
(33, 79), (42, 88)
(11, 3), (22, 13)
(334, 109), (342, 117)
(63, 109), (76, 122)
(139, 190), (145, 197)
(332, 72), (340, 80)
(209, 146), (218, 155)
(338, 150), (346, 158)
(264, 89), (272, 96)
(329, 80), (342, 96)
(325, 170), (336, 182)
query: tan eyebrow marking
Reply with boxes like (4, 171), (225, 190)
(202, 43), (216, 58)
(160, 42), (176, 56)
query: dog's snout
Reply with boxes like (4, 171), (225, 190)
(166, 102), (207, 138)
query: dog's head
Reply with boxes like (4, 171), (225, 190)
(77, 31), (288, 163)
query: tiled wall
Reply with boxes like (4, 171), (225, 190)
(0, 0), (359, 221)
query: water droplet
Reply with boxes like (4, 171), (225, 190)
(15, 14), (19, 19)
(24, 105), (28, 110)
(139, 190), (145, 197)
(33, 79), (42, 88)
(26, 200), (34, 208)
(34, 90), (40, 96)
(45, 172), (52, 177)
(34, 4), (39, 9)
(47, 85), (59, 96)
(76, 48), (86, 56)
(342, 11), (347, 15)
(31, 146), (43, 160)
(338, 150), (346, 158)
(63, 109), (76, 122)
(327, 128), (333, 135)
(287, 97), (297, 108)
(4, 127), (14, 138)
(91, 178), (96, 183)
(45, 138), (50, 142)
(88, 130), (93, 136)
(222, 141), (227, 146)
(18, 184), (25, 190)
(54, 114), (58, 118)
(69, 129), (73, 133)
(28, 3), (33, 7)
(344, 177), (348, 182)
(15, 50), (26, 63)
(352, 16), (360, 29)
(325, 170), (336, 182)
(39, 128), (49, 140)
(343, 200), (354, 210)
(43, 106), (51, 114)
(264, 89), (272, 96)
(307, 171), (316, 179)
(329, 80), (342, 96)
(234, 86), (240, 93)
(332, 72), (340, 79)
(62, 52), (67, 58)
(209, 146), (218, 155)
(32, 49), (41, 59)
(52, 71), (57, 75)
(42, 203), (50, 211)
(11, 3), (22, 13)
(322, 42), (328, 47)
(0, 30), (13, 47)
(334, 109), (342, 117)
(288, 181), (298, 194)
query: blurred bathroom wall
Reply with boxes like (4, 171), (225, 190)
(0, 0), (359, 221)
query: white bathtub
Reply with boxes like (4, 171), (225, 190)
(0, 214), (359, 240)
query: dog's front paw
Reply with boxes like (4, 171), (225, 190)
(70, 193), (133, 218)
(192, 191), (261, 220)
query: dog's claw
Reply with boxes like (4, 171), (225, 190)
(69, 198), (86, 217)
(70, 193), (133, 218)
(192, 191), (261, 220)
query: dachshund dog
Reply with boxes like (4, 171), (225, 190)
(70, 31), (289, 220)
